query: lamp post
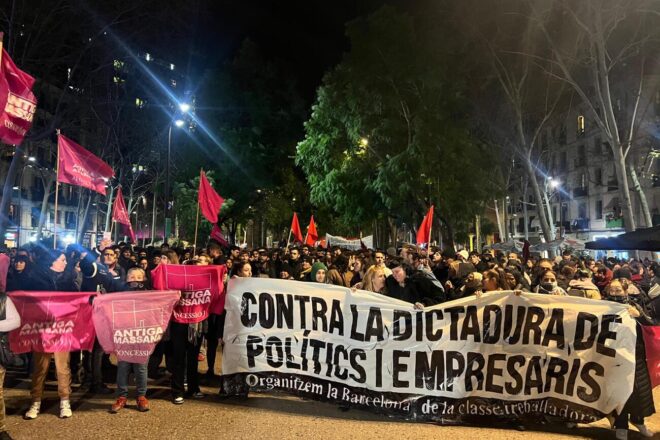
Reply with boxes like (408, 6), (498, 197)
(163, 103), (189, 244)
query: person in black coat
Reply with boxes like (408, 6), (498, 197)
(385, 259), (445, 307)
(605, 280), (655, 439)
(6, 255), (31, 292)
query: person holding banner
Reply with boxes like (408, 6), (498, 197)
(22, 250), (78, 420)
(605, 280), (656, 439)
(110, 268), (152, 414)
(0, 290), (20, 440)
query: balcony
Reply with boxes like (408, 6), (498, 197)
(573, 187), (588, 197)
(606, 218), (624, 229)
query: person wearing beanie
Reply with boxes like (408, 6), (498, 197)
(22, 249), (78, 420)
(309, 262), (328, 284)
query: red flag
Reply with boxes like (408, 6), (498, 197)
(416, 205), (434, 246)
(211, 223), (229, 248)
(198, 170), (224, 223)
(305, 216), (318, 246)
(290, 212), (303, 244)
(0, 34), (37, 146)
(57, 134), (114, 195)
(642, 325), (660, 389)
(112, 187), (136, 243)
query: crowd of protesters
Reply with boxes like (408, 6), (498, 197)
(0, 238), (658, 440)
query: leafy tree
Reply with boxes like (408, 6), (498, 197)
(297, 6), (498, 246)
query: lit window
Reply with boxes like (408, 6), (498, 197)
(577, 115), (585, 135)
(113, 60), (124, 70)
(113, 76), (125, 84)
(67, 68), (72, 81)
(135, 97), (146, 108)
(145, 53), (151, 62)
(170, 63), (175, 71)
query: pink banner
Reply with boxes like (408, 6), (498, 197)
(93, 290), (179, 364)
(151, 264), (226, 324)
(9, 291), (96, 353)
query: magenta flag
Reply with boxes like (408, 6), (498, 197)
(57, 134), (114, 195)
(112, 187), (136, 243)
(0, 34), (37, 146)
(92, 290), (179, 364)
(9, 291), (96, 353)
(151, 264), (226, 323)
(198, 170), (224, 223)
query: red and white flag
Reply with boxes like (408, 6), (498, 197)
(57, 134), (114, 195)
(112, 187), (136, 243)
(0, 33), (37, 146)
(305, 215), (318, 246)
(198, 170), (224, 223)
(290, 212), (303, 244)
(416, 205), (434, 247)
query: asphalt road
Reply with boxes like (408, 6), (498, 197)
(2, 359), (659, 440)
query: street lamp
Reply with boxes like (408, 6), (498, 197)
(163, 109), (189, 243)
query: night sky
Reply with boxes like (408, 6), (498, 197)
(191, 0), (400, 100)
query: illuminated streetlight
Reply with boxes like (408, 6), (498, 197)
(359, 137), (369, 147)
(179, 102), (190, 113)
(28, 156), (36, 162)
(549, 178), (560, 189)
(174, 119), (185, 128)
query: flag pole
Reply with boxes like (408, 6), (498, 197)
(53, 131), (61, 249)
(193, 197), (200, 256)
(193, 168), (203, 256)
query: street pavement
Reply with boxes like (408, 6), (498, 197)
(2, 356), (659, 440)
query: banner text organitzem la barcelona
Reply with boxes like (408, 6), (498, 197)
(221, 278), (637, 424)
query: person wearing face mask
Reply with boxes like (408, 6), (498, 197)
(604, 280), (655, 440)
(110, 268), (151, 414)
(533, 269), (567, 295)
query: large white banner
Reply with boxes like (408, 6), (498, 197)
(222, 278), (636, 423)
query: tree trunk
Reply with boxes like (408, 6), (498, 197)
(522, 157), (554, 242)
(76, 191), (92, 244)
(36, 174), (54, 240)
(628, 165), (653, 228)
(387, 216), (397, 248)
(104, 185), (115, 232)
(612, 150), (636, 231)
(0, 148), (23, 241)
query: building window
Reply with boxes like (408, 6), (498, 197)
(169, 63), (175, 71)
(559, 125), (567, 145)
(145, 53), (152, 62)
(113, 60), (125, 70)
(595, 168), (602, 186)
(578, 202), (587, 219)
(577, 115), (585, 136)
(595, 200), (603, 219)
(576, 144), (586, 167)
(593, 136), (601, 154)
(135, 97), (146, 108)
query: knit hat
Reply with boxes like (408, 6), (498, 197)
(457, 250), (469, 261)
(37, 249), (64, 269)
(310, 262), (328, 282)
